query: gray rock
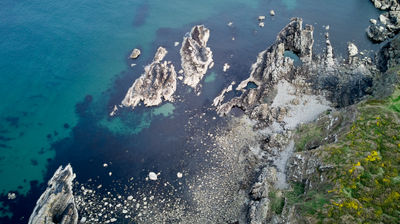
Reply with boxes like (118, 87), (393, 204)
(29, 164), (78, 224)
(122, 47), (177, 110)
(367, 1), (400, 42)
(129, 48), (141, 59)
(180, 25), (214, 89)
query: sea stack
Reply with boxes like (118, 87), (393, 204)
(180, 25), (214, 89)
(122, 47), (177, 110)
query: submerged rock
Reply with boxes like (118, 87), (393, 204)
(29, 164), (78, 224)
(180, 25), (214, 89)
(122, 47), (177, 110)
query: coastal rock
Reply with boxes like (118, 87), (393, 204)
(180, 25), (214, 89)
(367, 1), (400, 42)
(122, 47), (177, 110)
(376, 34), (400, 72)
(29, 164), (78, 224)
(347, 42), (359, 64)
(371, 0), (400, 11)
(270, 10), (275, 16)
(214, 18), (315, 116)
(129, 48), (141, 59)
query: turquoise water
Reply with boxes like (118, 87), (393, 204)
(0, 0), (381, 221)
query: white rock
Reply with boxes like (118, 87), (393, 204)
(227, 22), (233, 27)
(109, 105), (118, 117)
(108, 172), (112, 176)
(177, 172), (183, 178)
(103, 163), (108, 168)
(258, 16), (266, 21)
(148, 172), (158, 181)
(379, 14), (388, 25)
(259, 22), (265, 28)
(223, 63), (230, 72)
(270, 10), (275, 16)
(348, 42), (358, 57)
(110, 218), (117, 222)
(325, 25), (330, 30)
(129, 48), (141, 59)
(370, 19), (377, 24)
(174, 42), (180, 47)
(80, 217), (87, 223)
(7, 192), (16, 200)
(127, 196), (133, 200)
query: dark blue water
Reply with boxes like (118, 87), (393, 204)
(0, 0), (381, 222)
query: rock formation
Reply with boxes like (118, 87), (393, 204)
(180, 25), (214, 89)
(367, 0), (400, 42)
(122, 47), (177, 110)
(214, 18), (377, 120)
(129, 48), (141, 59)
(29, 165), (78, 224)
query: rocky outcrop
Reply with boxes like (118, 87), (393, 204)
(248, 167), (277, 224)
(180, 25), (214, 89)
(122, 47), (177, 110)
(376, 34), (400, 72)
(214, 18), (376, 119)
(367, 0), (400, 42)
(29, 165), (78, 224)
(129, 48), (141, 59)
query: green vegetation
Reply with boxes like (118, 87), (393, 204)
(287, 69), (400, 223)
(269, 190), (285, 215)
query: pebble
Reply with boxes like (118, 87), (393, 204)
(149, 172), (158, 181)
(177, 172), (183, 178)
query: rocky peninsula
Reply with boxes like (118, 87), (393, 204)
(28, 165), (78, 224)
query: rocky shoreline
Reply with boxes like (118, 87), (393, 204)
(29, 1), (400, 223)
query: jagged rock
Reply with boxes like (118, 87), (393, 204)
(367, 0), (400, 42)
(129, 48), (141, 59)
(376, 34), (400, 72)
(180, 25), (214, 89)
(214, 18), (314, 116)
(122, 47), (177, 110)
(248, 167), (277, 224)
(371, 0), (400, 11)
(29, 164), (78, 224)
(347, 42), (359, 64)
(348, 42), (358, 57)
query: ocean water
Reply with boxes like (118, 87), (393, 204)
(0, 0), (381, 222)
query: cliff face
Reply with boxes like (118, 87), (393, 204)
(29, 165), (78, 224)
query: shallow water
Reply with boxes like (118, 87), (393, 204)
(0, 0), (382, 222)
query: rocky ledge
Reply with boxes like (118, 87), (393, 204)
(181, 25), (214, 89)
(29, 165), (78, 224)
(121, 47), (177, 110)
(367, 0), (400, 42)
